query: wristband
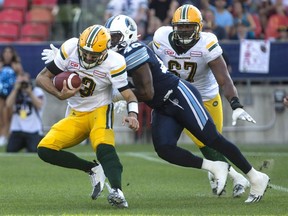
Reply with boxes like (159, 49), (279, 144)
(230, 97), (243, 110)
(127, 101), (138, 115)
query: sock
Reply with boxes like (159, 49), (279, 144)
(246, 167), (259, 183)
(201, 159), (216, 172)
(96, 144), (123, 190)
(200, 146), (228, 162)
(37, 147), (95, 172)
(228, 167), (245, 184)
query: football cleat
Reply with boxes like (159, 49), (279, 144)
(245, 172), (270, 203)
(233, 176), (250, 198)
(208, 172), (226, 195)
(211, 161), (229, 196)
(89, 163), (106, 200)
(107, 188), (128, 208)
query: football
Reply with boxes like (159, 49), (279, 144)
(52, 72), (81, 91)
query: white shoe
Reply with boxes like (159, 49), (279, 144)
(232, 174), (250, 198)
(208, 172), (226, 195)
(245, 172), (270, 203)
(107, 188), (128, 208)
(211, 161), (229, 196)
(89, 163), (106, 200)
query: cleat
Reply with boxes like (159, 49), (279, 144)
(232, 175), (250, 198)
(245, 172), (270, 203)
(107, 188), (128, 208)
(89, 163), (106, 200)
(208, 172), (226, 195)
(212, 161), (229, 196)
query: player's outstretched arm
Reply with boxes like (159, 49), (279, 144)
(209, 55), (256, 126)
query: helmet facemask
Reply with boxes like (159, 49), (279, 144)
(78, 45), (108, 69)
(110, 31), (127, 52)
(172, 23), (200, 47)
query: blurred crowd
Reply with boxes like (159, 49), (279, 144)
(0, 45), (45, 151)
(53, 0), (288, 42)
(107, 0), (288, 42)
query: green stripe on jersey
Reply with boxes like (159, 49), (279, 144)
(111, 69), (126, 78)
(208, 43), (218, 52)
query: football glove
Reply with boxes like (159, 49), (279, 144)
(232, 108), (256, 126)
(41, 44), (59, 64)
(114, 100), (127, 114)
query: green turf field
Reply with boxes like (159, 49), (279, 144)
(0, 143), (287, 216)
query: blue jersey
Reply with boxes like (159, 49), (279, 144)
(119, 41), (179, 108)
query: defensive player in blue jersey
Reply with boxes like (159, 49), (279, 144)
(105, 15), (270, 203)
(41, 16), (270, 204)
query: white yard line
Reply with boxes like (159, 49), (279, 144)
(269, 184), (288, 193)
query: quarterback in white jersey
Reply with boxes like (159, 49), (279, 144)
(151, 4), (256, 197)
(52, 37), (129, 112)
(36, 25), (138, 208)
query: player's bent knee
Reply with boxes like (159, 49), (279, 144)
(155, 145), (176, 161)
(37, 147), (57, 163)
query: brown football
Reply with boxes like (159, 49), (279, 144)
(52, 72), (81, 91)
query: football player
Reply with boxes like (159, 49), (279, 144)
(36, 25), (139, 208)
(104, 14), (269, 203)
(148, 4), (255, 197)
(42, 16), (270, 203)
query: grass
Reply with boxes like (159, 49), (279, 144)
(0, 143), (287, 216)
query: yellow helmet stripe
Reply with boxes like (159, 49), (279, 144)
(86, 26), (101, 48)
(181, 4), (189, 20)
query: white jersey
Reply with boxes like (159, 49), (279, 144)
(53, 38), (128, 112)
(152, 26), (222, 101)
(10, 87), (45, 134)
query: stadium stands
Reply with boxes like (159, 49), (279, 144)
(0, 9), (25, 27)
(20, 23), (50, 41)
(31, 0), (57, 10)
(2, 0), (29, 14)
(0, 23), (19, 42)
